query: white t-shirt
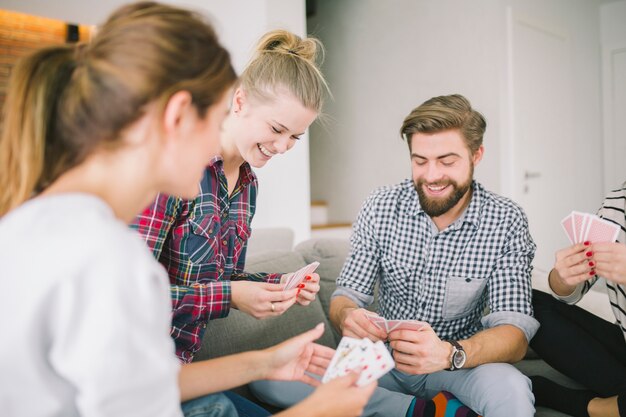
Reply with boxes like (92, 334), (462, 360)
(0, 194), (182, 417)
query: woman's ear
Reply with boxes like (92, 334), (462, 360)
(163, 90), (194, 134)
(231, 87), (246, 115)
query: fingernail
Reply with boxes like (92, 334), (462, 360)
(305, 275), (312, 281)
(297, 289), (301, 295)
(589, 270), (595, 276)
(588, 261), (595, 267)
(297, 284), (305, 289)
(584, 241), (590, 246)
(586, 251), (593, 257)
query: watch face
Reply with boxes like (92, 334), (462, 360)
(453, 350), (466, 369)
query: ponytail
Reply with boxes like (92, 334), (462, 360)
(0, 46), (76, 216)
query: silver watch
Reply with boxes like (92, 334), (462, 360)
(446, 340), (466, 371)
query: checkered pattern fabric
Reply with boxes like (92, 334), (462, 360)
(336, 179), (538, 341)
(131, 157), (280, 363)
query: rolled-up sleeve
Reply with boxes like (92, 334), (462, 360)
(484, 209), (539, 341)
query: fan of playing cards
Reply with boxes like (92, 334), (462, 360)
(283, 261), (320, 291)
(561, 211), (620, 244)
(365, 313), (428, 333)
(322, 336), (395, 386)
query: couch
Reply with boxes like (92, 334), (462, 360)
(194, 238), (586, 416)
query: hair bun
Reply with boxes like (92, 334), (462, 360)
(256, 29), (320, 63)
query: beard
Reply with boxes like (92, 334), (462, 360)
(414, 166), (474, 218)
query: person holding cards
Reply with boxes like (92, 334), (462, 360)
(328, 94), (537, 417)
(131, 28), (325, 413)
(0, 3), (374, 417)
(530, 183), (626, 417)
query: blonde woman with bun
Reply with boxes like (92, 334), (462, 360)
(132, 29), (329, 415)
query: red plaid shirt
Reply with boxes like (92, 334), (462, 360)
(131, 157), (281, 363)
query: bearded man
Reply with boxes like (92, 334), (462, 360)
(329, 94), (539, 417)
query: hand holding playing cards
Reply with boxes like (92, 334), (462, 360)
(551, 242), (595, 293)
(341, 308), (388, 342)
(589, 242), (626, 285)
(281, 272), (321, 306)
(231, 281), (298, 319)
(261, 323), (335, 386)
(388, 324), (451, 374)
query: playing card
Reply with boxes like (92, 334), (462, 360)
(572, 211), (587, 243)
(284, 261), (320, 291)
(585, 216), (620, 243)
(356, 340), (395, 386)
(560, 212), (575, 244)
(387, 320), (428, 332)
(364, 312), (387, 330)
(322, 337), (394, 386)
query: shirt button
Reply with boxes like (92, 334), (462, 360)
(219, 268), (224, 273)
(222, 240), (227, 245)
(208, 228), (213, 234)
(222, 211), (227, 217)
(201, 323), (207, 328)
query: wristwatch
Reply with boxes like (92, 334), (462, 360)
(446, 340), (466, 371)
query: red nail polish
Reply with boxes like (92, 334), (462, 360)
(589, 270), (595, 276)
(589, 261), (595, 267)
(583, 241), (590, 246)
(586, 251), (593, 257)
(297, 283), (305, 289)
(297, 289), (301, 295)
(305, 275), (312, 281)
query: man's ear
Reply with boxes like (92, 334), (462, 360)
(472, 145), (485, 166)
(163, 90), (194, 134)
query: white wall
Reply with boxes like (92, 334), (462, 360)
(308, 0), (605, 229)
(1, 0), (312, 244)
(600, 0), (626, 191)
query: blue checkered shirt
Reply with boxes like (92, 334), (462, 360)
(333, 180), (539, 341)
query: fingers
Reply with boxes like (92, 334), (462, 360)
(345, 309), (387, 341)
(270, 296), (298, 315)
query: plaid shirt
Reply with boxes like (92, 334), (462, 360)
(131, 157), (281, 363)
(334, 179), (540, 342)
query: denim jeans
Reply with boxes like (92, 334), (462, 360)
(181, 391), (270, 417)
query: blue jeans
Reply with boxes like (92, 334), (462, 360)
(182, 391), (270, 417)
(251, 363), (534, 417)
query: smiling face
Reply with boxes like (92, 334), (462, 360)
(226, 87), (318, 168)
(410, 129), (483, 218)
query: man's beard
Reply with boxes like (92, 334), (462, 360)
(414, 167), (473, 218)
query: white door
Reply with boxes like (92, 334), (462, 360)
(603, 41), (626, 191)
(509, 13), (577, 272)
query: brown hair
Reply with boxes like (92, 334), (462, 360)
(0, 2), (236, 216)
(240, 29), (329, 113)
(400, 94), (486, 153)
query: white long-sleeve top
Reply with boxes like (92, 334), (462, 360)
(0, 194), (182, 417)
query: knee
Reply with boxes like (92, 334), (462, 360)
(477, 364), (533, 405)
(181, 393), (236, 417)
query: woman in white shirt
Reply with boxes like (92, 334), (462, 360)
(0, 2), (374, 417)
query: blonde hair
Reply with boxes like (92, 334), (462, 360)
(240, 29), (329, 113)
(400, 94), (486, 154)
(0, 2), (236, 216)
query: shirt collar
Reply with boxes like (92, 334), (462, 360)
(208, 156), (255, 187)
(400, 179), (483, 230)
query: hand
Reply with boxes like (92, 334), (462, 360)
(552, 242), (594, 289)
(261, 323), (335, 386)
(231, 281), (298, 319)
(296, 372), (376, 417)
(341, 308), (387, 342)
(281, 273), (321, 306)
(590, 242), (626, 285)
(388, 325), (450, 374)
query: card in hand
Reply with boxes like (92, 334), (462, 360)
(283, 261), (320, 291)
(561, 211), (619, 244)
(365, 313), (428, 333)
(322, 337), (394, 386)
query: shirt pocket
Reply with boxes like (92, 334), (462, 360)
(187, 214), (220, 265)
(232, 220), (251, 261)
(442, 276), (487, 321)
(380, 255), (412, 298)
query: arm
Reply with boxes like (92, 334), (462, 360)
(329, 195), (388, 341)
(178, 323), (333, 402)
